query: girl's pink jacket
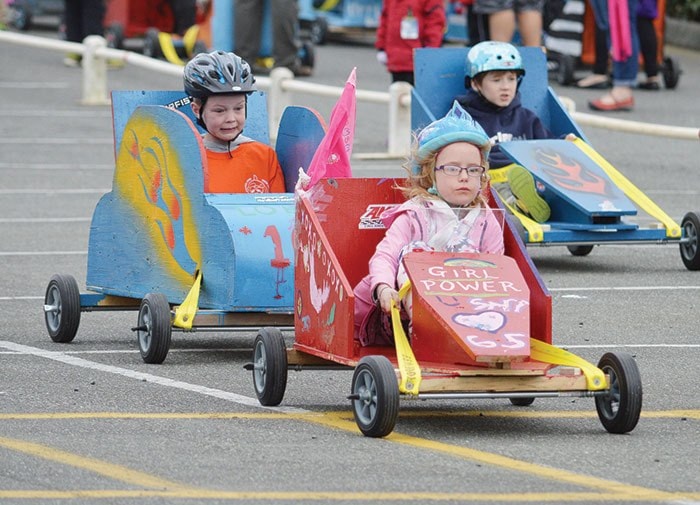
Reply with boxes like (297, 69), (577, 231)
(353, 198), (505, 344)
(375, 0), (447, 73)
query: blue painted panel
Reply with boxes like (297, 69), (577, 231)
(275, 106), (327, 192)
(537, 227), (667, 243)
(87, 104), (294, 312)
(206, 194), (295, 309)
(499, 139), (637, 219)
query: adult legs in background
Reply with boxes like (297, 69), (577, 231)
(483, 0), (543, 46)
(63, 0), (105, 66)
(516, 9), (543, 45)
(466, 4), (491, 44)
(64, 0), (105, 42)
(488, 9), (517, 42)
(271, 0), (299, 70)
(636, 15), (659, 88)
(167, 0), (196, 35)
(234, 0), (263, 67)
(589, 0), (639, 110)
(577, 19), (610, 87)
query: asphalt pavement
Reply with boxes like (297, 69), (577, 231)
(1, 24), (699, 505)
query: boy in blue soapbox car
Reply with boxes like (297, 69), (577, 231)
(410, 45), (699, 270)
(43, 51), (328, 364)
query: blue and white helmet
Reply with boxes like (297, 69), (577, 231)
(465, 41), (525, 79)
(415, 101), (490, 173)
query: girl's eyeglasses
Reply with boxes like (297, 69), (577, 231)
(435, 165), (485, 177)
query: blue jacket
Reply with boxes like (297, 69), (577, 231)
(457, 89), (556, 169)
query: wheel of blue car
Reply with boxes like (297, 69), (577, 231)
(567, 245), (594, 256)
(299, 40), (315, 69)
(680, 211), (700, 270)
(137, 293), (172, 364)
(350, 356), (399, 438)
(252, 328), (288, 406)
(142, 28), (161, 59)
(595, 352), (642, 434)
(310, 16), (329, 45)
(44, 274), (81, 343)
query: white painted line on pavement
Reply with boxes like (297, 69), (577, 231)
(0, 217), (91, 223)
(0, 348), (252, 355)
(0, 189), (108, 194)
(0, 162), (112, 170)
(0, 138), (112, 144)
(0, 109), (110, 116)
(0, 341), (309, 414)
(0, 83), (70, 89)
(0, 251), (86, 257)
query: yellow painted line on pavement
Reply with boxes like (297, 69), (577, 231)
(1, 410), (698, 502)
(304, 412), (690, 503)
(5, 490), (699, 501)
(0, 437), (192, 492)
(0, 409), (697, 420)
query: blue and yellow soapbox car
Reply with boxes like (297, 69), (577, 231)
(411, 47), (699, 269)
(43, 89), (326, 364)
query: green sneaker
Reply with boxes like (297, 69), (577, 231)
(507, 165), (550, 223)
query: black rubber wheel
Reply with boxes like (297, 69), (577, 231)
(299, 40), (315, 69)
(142, 28), (161, 59)
(567, 245), (594, 256)
(680, 211), (700, 270)
(556, 55), (576, 86)
(105, 23), (124, 49)
(595, 352), (642, 434)
(137, 293), (172, 364)
(351, 356), (399, 438)
(9, 3), (32, 30)
(662, 56), (682, 90)
(309, 16), (329, 45)
(44, 274), (81, 343)
(252, 327), (288, 406)
(510, 397), (535, 406)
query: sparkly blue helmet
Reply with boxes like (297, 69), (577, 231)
(415, 101), (491, 174)
(465, 41), (525, 80)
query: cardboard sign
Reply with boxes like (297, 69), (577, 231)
(404, 251), (531, 364)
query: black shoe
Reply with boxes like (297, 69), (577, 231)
(637, 80), (660, 90)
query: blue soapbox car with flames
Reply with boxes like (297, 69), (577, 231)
(42, 89), (326, 364)
(411, 47), (699, 270)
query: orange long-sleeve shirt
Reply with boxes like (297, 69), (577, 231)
(203, 141), (286, 193)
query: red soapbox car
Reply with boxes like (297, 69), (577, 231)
(248, 177), (643, 437)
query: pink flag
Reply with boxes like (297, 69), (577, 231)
(608, 0), (632, 62)
(304, 68), (356, 188)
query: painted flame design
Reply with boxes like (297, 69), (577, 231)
(535, 148), (609, 196)
(115, 114), (201, 285)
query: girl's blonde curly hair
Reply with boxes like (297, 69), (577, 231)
(395, 133), (491, 209)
